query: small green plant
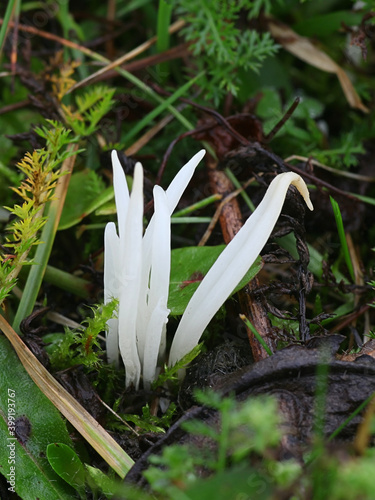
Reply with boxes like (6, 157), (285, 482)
(48, 299), (118, 370)
(152, 343), (203, 391)
(122, 403), (177, 434)
(0, 122), (78, 305)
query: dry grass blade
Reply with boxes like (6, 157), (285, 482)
(0, 314), (134, 477)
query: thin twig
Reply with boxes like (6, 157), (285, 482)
(285, 155), (375, 182)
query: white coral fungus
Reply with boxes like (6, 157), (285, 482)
(104, 150), (313, 389)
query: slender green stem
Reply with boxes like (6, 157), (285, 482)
(0, 0), (17, 59)
(20, 262), (91, 298)
(240, 314), (273, 356)
(156, 0), (173, 77)
(171, 216), (212, 224)
(310, 350), (333, 500)
(173, 194), (222, 217)
(328, 392), (375, 442)
(351, 192), (375, 206)
(224, 168), (256, 212)
(44, 265), (91, 298)
(313, 349), (330, 442)
(329, 196), (355, 282)
(69, 51), (194, 132)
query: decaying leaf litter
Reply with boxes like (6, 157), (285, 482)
(0, 2), (375, 498)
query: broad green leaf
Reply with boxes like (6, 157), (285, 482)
(59, 170), (114, 230)
(0, 336), (75, 500)
(168, 246), (263, 315)
(46, 443), (86, 494)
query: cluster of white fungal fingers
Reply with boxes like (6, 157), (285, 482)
(104, 150), (313, 388)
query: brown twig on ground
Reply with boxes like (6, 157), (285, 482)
(264, 97), (300, 142)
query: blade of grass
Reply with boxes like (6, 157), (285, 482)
(350, 192), (375, 206)
(156, 0), (173, 77)
(328, 392), (375, 442)
(13, 145), (78, 333)
(0, 314), (134, 477)
(329, 196), (355, 282)
(173, 194), (222, 217)
(313, 349), (330, 442)
(56, 0), (87, 79)
(240, 314), (273, 356)
(224, 168), (256, 212)
(171, 216), (212, 224)
(117, 0), (152, 17)
(310, 349), (332, 500)
(122, 71), (204, 145)
(0, 0), (17, 59)
(9, 0), (21, 75)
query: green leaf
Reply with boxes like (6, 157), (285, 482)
(0, 336), (75, 499)
(168, 246), (263, 315)
(329, 196), (355, 282)
(59, 170), (114, 230)
(46, 443), (86, 496)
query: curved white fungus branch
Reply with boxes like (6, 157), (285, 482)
(168, 172), (313, 368)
